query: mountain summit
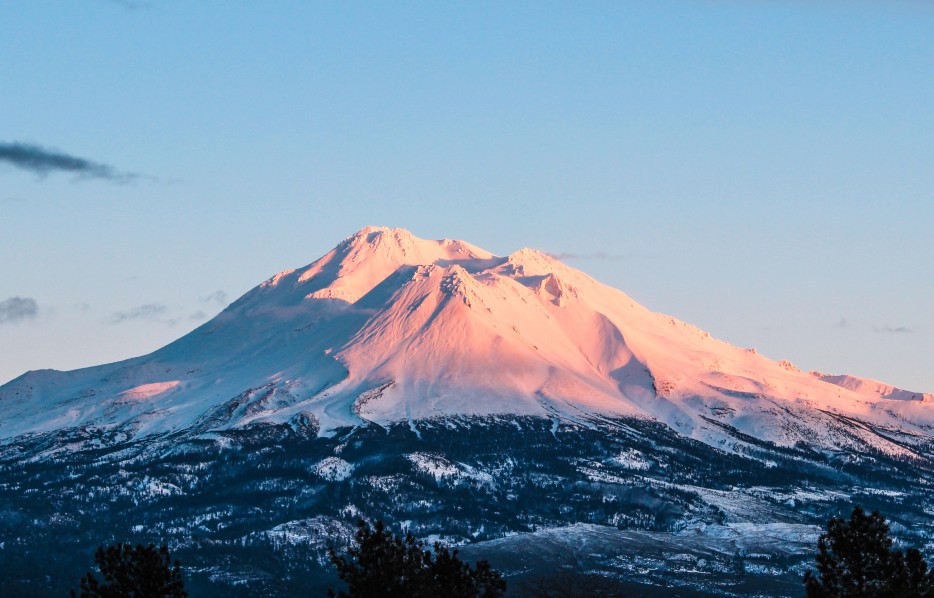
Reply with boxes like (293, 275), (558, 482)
(2, 226), (931, 454)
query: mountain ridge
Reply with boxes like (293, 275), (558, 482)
(1, 226), (930, 454)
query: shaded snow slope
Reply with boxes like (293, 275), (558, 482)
(1, 226), (931, 455)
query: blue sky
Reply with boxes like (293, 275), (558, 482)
(1, 1), (932, 391)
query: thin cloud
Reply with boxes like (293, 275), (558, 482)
(547, 251), (651, 262)
(200, 290), (228, 306)
(163, 311), (211, 326)
(875, 325), (913, 334)
(0, 141), (136, 183)
(0, 297), (39, 324)
(836, 317), (849, 329)
(111, 303), (168, 324)
(111, 303), (212, 327)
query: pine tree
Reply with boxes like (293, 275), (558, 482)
(328, 520), (506, 597)
(71, 543), (187, 598)
(804, 506), (934, 597)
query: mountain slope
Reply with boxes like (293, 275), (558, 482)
(1, 226), (931, 455)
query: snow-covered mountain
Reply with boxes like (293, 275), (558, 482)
(3, 226), (933, 597)
(2, 225), (930, 452)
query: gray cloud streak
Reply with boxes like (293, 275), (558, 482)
(876, 325), (913, 334)
(0, 297), (39, 324)
(547, 251), (650, 262)
(111, 303), (168, 323)
(0, 142), (135, 182)
(200, 290), (228, 306)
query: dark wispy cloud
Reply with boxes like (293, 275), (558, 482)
(836, 317), (849, 329)
(111, 303), (168, 324)
(111, 302), (214, 327)
(0, 297), (39, 324)
(200, 290), (228, 306)
(0, 141), (136, 183)
(875, 325), (913, 334)
(547, 251), (651, 262)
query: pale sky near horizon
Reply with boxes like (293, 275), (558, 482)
(1, 1), (932, 392)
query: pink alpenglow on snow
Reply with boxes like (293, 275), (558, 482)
(1, 226), (930, 458)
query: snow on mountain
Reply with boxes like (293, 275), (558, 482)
(2, 226), (931, 456)
(818, 373), (933, 403)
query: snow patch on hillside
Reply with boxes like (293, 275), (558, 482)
(610, 448), (652, 471)
(312, 457), (355, 481)
(407, 452), (459, 481)
(118, 381), (181, 401)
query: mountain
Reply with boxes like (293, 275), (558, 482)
(2, 226), (933, 596)
(2, 225), (930, 451)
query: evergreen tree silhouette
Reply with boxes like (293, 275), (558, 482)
(329, 520), (505, 597)
(804, 506), (934, 597)
(71, 543), (186, 598)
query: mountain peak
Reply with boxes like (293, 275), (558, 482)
(289, 227), (498, 304)
(353, 224), (395, 236)
(255, 227), (496, 304)
(336, 226), (495, 264)
(343, 225), (415, 249)
(503, 247), (564, 277)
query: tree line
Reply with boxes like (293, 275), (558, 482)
(70, 506), (934, 597)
